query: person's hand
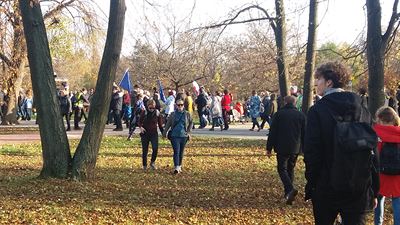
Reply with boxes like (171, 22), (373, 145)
(266, 150), (272, 158)
(139, 127), (146, 134)
(187, 134), (191, 141)
(373, 198), (378, 209)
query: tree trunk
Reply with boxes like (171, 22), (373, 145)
(274, 0), (290, 99)
(366, 0), (390, 116)
(302, 0), (318, 115)
(71, 0), (126, 181)
(19, 0), (71, 178)
(2, 17), (26, 125)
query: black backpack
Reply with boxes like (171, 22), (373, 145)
(379, 142), (400, 175)
(329, 111), (378, 192)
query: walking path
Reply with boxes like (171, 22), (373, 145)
(0, 120), (268, 145)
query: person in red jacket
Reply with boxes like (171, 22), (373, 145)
(221, 89), (232, 130)
(373, 106), (400, 225)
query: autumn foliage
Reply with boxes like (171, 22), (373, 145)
(0, 137), (390, 224)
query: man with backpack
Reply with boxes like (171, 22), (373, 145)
(304, 62), (379, 225)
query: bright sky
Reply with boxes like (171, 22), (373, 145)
(98, 0), (395, 55)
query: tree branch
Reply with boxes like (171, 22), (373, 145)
(382, 0), (400, 46)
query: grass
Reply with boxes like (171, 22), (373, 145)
(0, 136), (390, 224)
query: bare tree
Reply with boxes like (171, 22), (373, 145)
(366, 0), (400, 116)
(19, 0), (126, 180)
(302, 0), (318, 114)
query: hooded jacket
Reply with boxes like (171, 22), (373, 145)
(304, 91), (379, 212)
(374, 124), (400, 197)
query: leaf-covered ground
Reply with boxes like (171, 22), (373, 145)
(0, 137), (389, 224)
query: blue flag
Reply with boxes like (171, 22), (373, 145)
(119, 69), (132, 93)
(158, 80), (167, 103)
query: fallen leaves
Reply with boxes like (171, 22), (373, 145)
(0, 136), (390, 224)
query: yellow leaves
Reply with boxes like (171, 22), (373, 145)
(0, 136), (388, 224)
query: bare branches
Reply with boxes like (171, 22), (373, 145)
(382, 0), (400, 45)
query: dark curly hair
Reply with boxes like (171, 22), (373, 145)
(315, 61), (350, 88)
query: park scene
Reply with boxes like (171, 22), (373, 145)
(1, 0), (400, 224)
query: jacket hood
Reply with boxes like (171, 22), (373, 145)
(318, 91), (365, 120)
(373, 124), (400, 143)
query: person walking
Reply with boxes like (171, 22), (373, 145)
(373, 106), (400, 225)
(209, 91), (224, 131)
(59, 89), (72, 131)
(304, 61), (379, 225)
(138, 99), (164, 170)
(162, 99), (193, 174)
(259, 91), (271, 130)
(248, 90), (261, 131)
(195, 87), (208, 129)
(110, 87), (123, 131)
(266, 95), (305, 205)
(221, 89), (232, 130)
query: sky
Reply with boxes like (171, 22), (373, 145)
(98, 0), (395, 55)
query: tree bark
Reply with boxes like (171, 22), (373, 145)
(302, 0), (318, 114)
(274, 0), (290, 99)
(71, 0), (126, 181)
(366, 0), (385, 116)
(366, 0), (399, 116)
(19, 0), (71, 178)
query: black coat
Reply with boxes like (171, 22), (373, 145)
(303, 91), (379, 213)
(266, 104), (305, 155)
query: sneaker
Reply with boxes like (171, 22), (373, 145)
(286, 189), (298, 205)
(173, 166), (180, 174)
(249, 128), (254, 131)
(209, 128), (214, 131)
(113, 127), (123, 131)
(74, 127), (82, 130)
(177, 166), (182, 172)
(66, 127), (71, 131)
(143, 166), (147, 171)
(150, 162), (157, 170)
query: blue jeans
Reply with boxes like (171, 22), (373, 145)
(374, 195), (400, 225)
(171, 137), (188, 167)
(198, 109), (207, 128)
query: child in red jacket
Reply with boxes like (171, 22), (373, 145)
(374, 106), (400, 225)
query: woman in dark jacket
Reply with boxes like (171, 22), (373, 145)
(304, 61), (379, 225)
(138, 99), (164, 170)
(162, 99), (193, 174)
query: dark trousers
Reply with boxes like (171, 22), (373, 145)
(141, 133), (158, 167)
(222, 109), (229, 129)
(62, 113), (71, 130)
(277, 153), (298, 196)
(251, 117), (260, 129)
(312, 197), (367, 225)
(260, 115), (270, 129)
(113, 109), (122, 129)
(198, 109), (206, 128)
(74, 108), (82, 128)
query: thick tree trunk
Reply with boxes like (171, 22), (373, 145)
(366, 0), (391, 116)
(302, 0), (318, 115)
(274, 0), (290, 99)
(71, 0), (126, 180)
(19, 0), (71, 178)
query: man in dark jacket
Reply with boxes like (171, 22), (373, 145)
(266, 95), (305, 205)
(195, 87), (208, 129)
(111, 87), (123, 131)
(304, 61), (379, 225)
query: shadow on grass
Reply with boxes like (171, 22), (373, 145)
(0, 165), (293, 211)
